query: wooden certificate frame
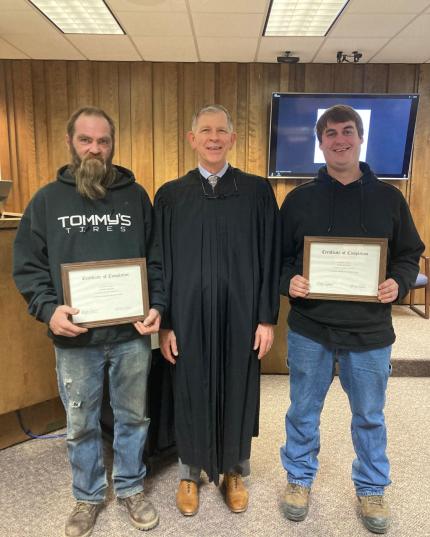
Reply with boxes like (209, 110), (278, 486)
(61, 258), (150, 328)
(303, 236), (388, 302)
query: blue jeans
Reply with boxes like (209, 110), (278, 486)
(55, 337), (151, 503)
(280, 330), (391, 496)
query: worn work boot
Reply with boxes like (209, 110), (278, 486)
(358, 495), (390, 534)
(222, 473), (249, 513)
(65, 502), (101, 537)
(176, 480), (199, 516)
(122, 491), (159, 530)
(282, 483), (310, 521)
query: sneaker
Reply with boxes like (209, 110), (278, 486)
(122, 491), (159, 531)
(358, 495), (390, 534)
(282, 483), (310, 522)
(65, 502), (101, 537)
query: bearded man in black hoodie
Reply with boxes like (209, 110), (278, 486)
(13, 107), (165, 537)
(279, 105), (424, 534)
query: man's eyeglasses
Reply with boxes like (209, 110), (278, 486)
(200, 176), (239, 199)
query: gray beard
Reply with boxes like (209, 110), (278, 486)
(70, 152), (114, 200)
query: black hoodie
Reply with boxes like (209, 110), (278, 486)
(280, 163), (424, 350)
(13, 165), (165, 347)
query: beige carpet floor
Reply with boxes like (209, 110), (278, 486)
(391, 306), (430, 360)
(1, 375), (429, 537)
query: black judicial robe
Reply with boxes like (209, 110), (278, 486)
(154, 167), (280, 483)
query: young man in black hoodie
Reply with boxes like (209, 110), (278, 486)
(279, 105), (424, 534)
(13, 107), (165, 537)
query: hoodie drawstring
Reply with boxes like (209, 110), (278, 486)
(359, 179), (368, 233)
(327, 180), (335, 233)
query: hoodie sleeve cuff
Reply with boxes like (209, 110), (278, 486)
(37, 302), (58, 324)
(150, 304), (165, 317)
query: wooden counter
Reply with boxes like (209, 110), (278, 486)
(0, 225), (59, 415)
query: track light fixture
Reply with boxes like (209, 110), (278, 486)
(336, 50), (363, 63)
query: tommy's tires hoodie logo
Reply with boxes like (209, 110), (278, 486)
(57, 213), (132, 233)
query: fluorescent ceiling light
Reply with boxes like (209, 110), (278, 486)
(29, 0), (124, 35)
(264, 0), (349, 37)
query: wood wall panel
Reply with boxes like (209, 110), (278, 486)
(410, 65), (430, 258)
(0, 59), (427, 262)
(4, 62), (19, 210)
(153, 63), (179, 192)
(333, 63), (364, 93)
(218, 63), (239, 167)
(130, 62), (153, 197)
(0, 62), (10, 184)
(118, 62), (132, 170)
(44, 62), (70, 179)
(32, 62), (50, 189)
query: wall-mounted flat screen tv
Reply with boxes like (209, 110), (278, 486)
(268, 92), (420, 180)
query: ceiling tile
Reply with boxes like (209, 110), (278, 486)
(0, 0), (29, 9)
(370, 38), (430, 63)
(396, 14), (430, 38)
(346, 0), (430, 13)
(314, 37), (389, 63)
(4, 32), (85, 60)
(116, 11), (192, 36)
(188, 0), (267, 12)
(133, 36), (197, 61)
(0, 9), (55, 35)
(329, 14), (416, 38)
(193, 14), (263, 37)
(68, 35), (141, 61)
(0, 36), (28, 58)
(106, 0), (187, 11)
(198, 37), (258, 62)
(257, 36), (323, 62)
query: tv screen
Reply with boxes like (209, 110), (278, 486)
(268, 92), (420, 180)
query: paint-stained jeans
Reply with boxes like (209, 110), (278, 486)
(280, 330), (392, 496)
(55, 337), (151, 503)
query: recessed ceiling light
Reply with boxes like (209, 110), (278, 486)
(29, 0), (124, 35)
(264, 0), (350, 37)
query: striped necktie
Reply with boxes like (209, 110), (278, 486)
(207, 175), (219, 192)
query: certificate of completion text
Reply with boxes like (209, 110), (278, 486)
(309, 242), (381, 297)
(68, 265), (144, 324)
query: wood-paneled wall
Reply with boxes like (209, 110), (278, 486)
(0, 60), (428, 252)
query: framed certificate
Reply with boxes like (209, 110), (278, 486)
(61, 258), (150, 328)
(303, 236), (388, 302)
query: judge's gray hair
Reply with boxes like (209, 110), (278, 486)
(191, 104), (234, 132)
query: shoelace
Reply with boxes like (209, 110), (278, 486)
(127, 492), (146, 505)
(227, 474), (240, 489)
(367, 496), (384, 505)
(74, 502), (96, 514)
(289, 484), (307, 496)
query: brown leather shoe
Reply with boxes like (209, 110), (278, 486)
(222, 473), (249, 513)
(176, 480), (199, 516)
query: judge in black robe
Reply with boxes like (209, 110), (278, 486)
(155, 105), (280, 511)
